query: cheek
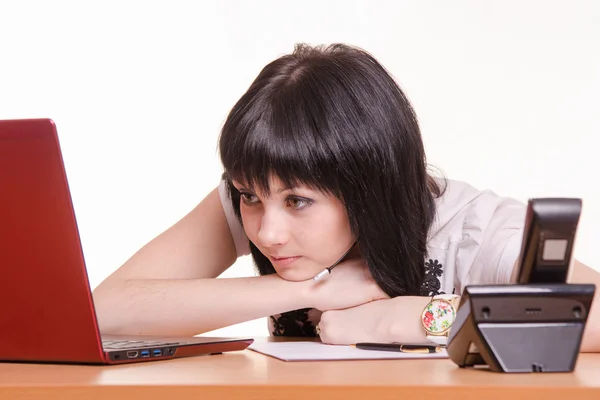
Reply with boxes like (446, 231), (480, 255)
(240, 209), (261, 241)
(324, 204), (352, 236)
(306, 206), (353, 252)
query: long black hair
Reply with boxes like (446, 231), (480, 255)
(218, 43), (444, 297)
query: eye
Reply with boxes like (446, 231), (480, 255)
(239, 192), (259, 205)
(286, 196), (313, 210)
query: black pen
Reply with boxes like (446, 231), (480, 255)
(351, 342), (442, 354)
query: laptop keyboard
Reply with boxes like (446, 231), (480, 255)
(102, 339), (180, 350)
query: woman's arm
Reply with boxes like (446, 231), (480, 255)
(92, 187), (387, 336)
(569, 259), (600, 352)
(317, 296), (430, 345)
(94, 274), (317, 336)
(319, 259), (600, 353)
(92, 186), (296, 335)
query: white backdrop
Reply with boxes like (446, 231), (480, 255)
(1, 0), (598, 338)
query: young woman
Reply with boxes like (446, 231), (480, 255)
(92, 43), (600, 351)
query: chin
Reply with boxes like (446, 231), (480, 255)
(275, 267), (316, 282)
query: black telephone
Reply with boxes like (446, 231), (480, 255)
(446, 198), (595, 373)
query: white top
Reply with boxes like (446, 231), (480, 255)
(217, 178), (527, 296)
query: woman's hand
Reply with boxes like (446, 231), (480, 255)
(317, 296), (432, 345)
(306, 256), (389, 311)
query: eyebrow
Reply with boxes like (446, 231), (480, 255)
(276, 186), (296, 194)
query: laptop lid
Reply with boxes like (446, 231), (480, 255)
(0, 119), (254, 364)
(0, 118), (107, 363)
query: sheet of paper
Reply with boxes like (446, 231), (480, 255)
(248, 341), (448, 361)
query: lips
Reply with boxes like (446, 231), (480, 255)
(269, 255), (301, 267)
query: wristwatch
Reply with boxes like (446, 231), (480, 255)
(421, 293), (461, 346)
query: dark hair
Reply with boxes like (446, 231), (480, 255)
(218, 43), (445, 297)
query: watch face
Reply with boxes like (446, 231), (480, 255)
(422, 299), (456, 335)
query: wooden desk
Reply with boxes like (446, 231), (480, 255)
(1, 341), (599, 400)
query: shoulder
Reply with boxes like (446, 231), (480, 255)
(426, 178), (526, 294)
(430, 178), (525, 235)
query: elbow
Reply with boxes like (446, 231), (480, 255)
(580, 325), (600, 353)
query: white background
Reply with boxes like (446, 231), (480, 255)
(1, 1), (598, 338)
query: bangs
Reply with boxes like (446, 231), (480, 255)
(219, 85), (345, 198)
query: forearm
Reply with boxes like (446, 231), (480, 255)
(383, 296), (431, 343)
(318, 296), (431, 345)
(92, 275), (311, 336)
(580, 290), (600, 352)
(568, 260), (600, 352)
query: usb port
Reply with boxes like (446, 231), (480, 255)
(153, 349), (162, 356)
(140, 350), (150, 358)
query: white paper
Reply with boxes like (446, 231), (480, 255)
(248, 341), (448, 361)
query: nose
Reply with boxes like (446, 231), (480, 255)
(256, 210), (289, 248)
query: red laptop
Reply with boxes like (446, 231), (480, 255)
(0, 118), (253, 364)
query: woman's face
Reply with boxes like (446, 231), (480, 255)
(232, 176), (356, 281)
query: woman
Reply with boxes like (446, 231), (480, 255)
(92, 43), (600, 351)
